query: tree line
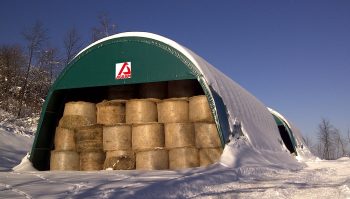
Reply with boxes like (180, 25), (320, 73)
(0, 14), (117, 117)
(304, 118), (350, 160)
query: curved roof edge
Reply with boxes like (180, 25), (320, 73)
(74, 32), (205, 76)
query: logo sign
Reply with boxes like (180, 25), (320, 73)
(115, 62), (131, 79)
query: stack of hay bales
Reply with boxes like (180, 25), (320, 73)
(51, 101), (96, 171)
(75, 125), (104, 171)
(158, 98), (199, 169)
(189, 96), (223, 166)
(51, 127), (79, 170)
(50, 83), (223, 171)
(97, 100), (135, 170)
(126, 99), (168, 170)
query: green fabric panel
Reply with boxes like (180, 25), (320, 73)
(55, 37), (195, 89)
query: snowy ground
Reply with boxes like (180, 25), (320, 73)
(0, 115), (349, 198)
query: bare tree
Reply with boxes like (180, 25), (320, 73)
(334, 128), (347, 158)
(63, 27), (82, 66)
(38, 47), (60, 83)
(91, 13), (117, 42)
(317, 118), (335, 160)
(17, 21), (47, 117)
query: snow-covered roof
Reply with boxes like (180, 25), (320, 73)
(75, 32), (306, 167)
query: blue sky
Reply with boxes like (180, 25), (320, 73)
(1, 0), (349, 140)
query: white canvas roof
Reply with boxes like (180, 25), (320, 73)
(76, 32), (310, 168)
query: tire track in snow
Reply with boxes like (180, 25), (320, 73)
(16, 172), (91, 198)
(65, 182), (89, 199)
(0, 183), (32, 199)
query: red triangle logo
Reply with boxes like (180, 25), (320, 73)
(118, 62), (131, 76)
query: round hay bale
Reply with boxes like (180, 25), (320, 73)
(75, 124), (103, 143)
(189, 95), (214, 122)
(157, 98), (188, 123)
(58, 115), (94, 129)
(199, 148), (223, 167)
(50, 150), (79, 171)
(126, 99), (158, 124)
(108, 84), (138, 100)
(136, 149), (168, 170)
(168, 80), (198, 98)
(164, 123), (195, 149)
(194, 123), (221, 148)
(63, 101), (96, 123)
(103, 124), (131, 151)
(169, 147), (199, 170)
(54, 127), (76, 151)
(139, 82), (167, 99)
(96, 100), (126, 125)
(80, 151), (105, 171)
(104, 150), (135, 170)
(132, 123), (164, 151)
(77, 140), (103, 153)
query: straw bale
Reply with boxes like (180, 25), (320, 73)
(75, 124), (103, 142)
(76, 140), (103, 153)
(199, 148), (223, 167)
(189, 95), (214, 122)
(63, 101), (96, 123)
(104, 150), (135, 170)
(80, 151), (105, 171)
(157, 98), (188, 123)
(169, 147), (199, 170)
(164, 123), (195, 149)
(103, 124), (132, 151)
(54, 127), (76, 151)
(97, 100), (126, 125)
(195, 123), (221, 148)
(139, 82), (167, 99)
(126, 99), (158, 124)
(132, 123), (164, 151)
(168, 80), (197, 98)
(50, 150), (79, 171)
(58, 115), (94, 129)
(108, 84), (138, 100)
(136, 149), (168, 170)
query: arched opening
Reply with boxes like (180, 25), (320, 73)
(272, 114), (297, 155)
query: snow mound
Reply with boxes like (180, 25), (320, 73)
(0, 109), (35, 171)
(12, 153), (37, 172)
(0, 128), (33, 171)
(220, 137), (304, 170)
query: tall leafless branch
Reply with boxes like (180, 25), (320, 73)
(17, 21), (47, 117)
(63, 27), (82, 66)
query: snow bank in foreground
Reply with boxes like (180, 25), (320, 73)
(1, 159), (349, 198)
(0, 129), (33, 171)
